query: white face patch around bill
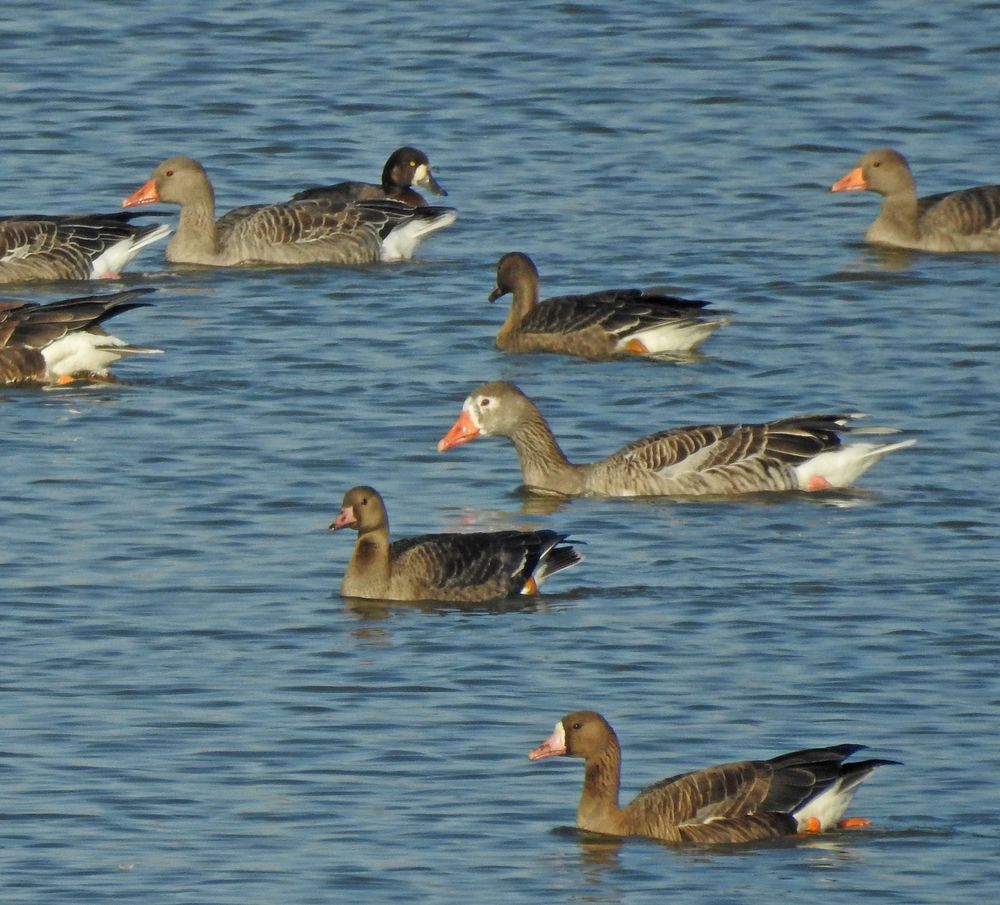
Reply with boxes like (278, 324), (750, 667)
(465, 396), (484, 428)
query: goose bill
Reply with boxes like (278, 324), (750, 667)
(437, 408), (481, 451)
(528, 721), (567, 761)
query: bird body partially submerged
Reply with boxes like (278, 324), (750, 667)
(529, 711), (899, 844)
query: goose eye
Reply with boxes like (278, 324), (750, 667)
(872, 161), (881, 168)
(480, 397), (491, 408)
(165, 169), (174, 177)
(572, 722), (582, 730)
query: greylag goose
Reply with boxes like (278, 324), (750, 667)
(291, 146), (448, 207)
(0, 287), (160, 384)
(437, 381), (915, 497)
(0, 212), (170, 284)
(329, 485), (582, 601)
(488, 252), (727, 358)
(529, 711), (898, 844)
(121, 156), (456, 265)
(830, 148), (1000, 252)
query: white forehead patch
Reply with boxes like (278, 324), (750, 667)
(463, 395), (484, 427)
(413, 163), (429, 182)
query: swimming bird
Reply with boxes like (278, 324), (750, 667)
(487, 252), (727, 358)
(830, 148), (1000, 252)
(437, 381), (914, 497)
(329, 485), (582, 601)
(122, 156), (456, 265)
(529, 710), (899, 844)
(291, 146), (448, 208)
(0, 212), (170, 284)
(0, 287), (161, 384)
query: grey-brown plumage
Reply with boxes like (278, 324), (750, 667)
(0, 346), (45, 384)
(831, 148), (1000, 252)
(438, 381), (914, 496)
(122, 156), (456, 266)
(329, 485), (582, 602)
(0, 287), (158, 384)
(291, 146), (448, 208)
(0, 211), (169, 284)
(488, 252), (726, 358)
(529, 711), (898, 844)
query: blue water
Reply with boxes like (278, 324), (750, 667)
(2, 2), (999, 903)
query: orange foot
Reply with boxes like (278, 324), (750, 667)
(624, 338), (650, 354)
(801, 816), (822, 834)
(838, 817), (871, 829)
(97, 271), (122, 280)
(56, 375), (77, 385)
(806, 475), (833, 491)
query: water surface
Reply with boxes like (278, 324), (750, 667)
(2, 3), (999, 904)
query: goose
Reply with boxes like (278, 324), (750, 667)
(329, 485), (582, 601)
(0, 287), (161, 384)
(830, 148), (1000, 252)
(437, 381), (914, 497)
(0, 211), (170, 284)
(121, 156), (456, 265)
(529, 710), (898, 844)
(488, 252), (727, 358)
(291, 146), (448, 208)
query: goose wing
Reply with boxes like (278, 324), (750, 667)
(388, 529), (574, 598)
(522, 289), (711, 338)
(0, 288), (155, 349)
(610, 415), (847, 476)
(628, 760), (775, 830)
(0, 213), (157, 279)
(918, 185), (1000, 237)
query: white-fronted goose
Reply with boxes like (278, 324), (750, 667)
(529, 711), (898, 844)
(437, 381), (915, 497)
(329, 485), (582, 601)
(0, 287), (161, 384)
(122, 156), (457, 265)
(0, 212), (170, 284)
(830, 148), (1000, 252)
(488, 252), (727, 358)
(291, 146), (448, 208)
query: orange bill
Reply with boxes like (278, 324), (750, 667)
(437, 409), (480, 451)
(830, 166), (867, 192)
(122, 178), (161, 208)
